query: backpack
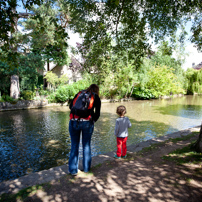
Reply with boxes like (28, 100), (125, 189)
(71, 90), (95, 118)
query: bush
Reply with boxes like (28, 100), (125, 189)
(0, 94), (17, 104)
(47, 92), (57, 103)
(55, 85), (77, 103)
(132, 87), (156, 100)
(21, 90), (34, 100)
(143, 65), (185, 98)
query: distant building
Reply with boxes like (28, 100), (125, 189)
(43, 60), (82, 89)
(192, 62), (202, 70)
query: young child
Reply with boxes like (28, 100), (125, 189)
(114, 105), (132, 159)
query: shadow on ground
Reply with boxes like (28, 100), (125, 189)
(2, 134), (202, 202)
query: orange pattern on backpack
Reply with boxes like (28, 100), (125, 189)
(88, 94), (94, 109)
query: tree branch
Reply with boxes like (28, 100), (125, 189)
(115, 0), (125, 40)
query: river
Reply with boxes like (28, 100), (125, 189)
(0, 95), (202, 182)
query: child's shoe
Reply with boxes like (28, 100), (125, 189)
(122, 155), (127, 158)
(114, 154), (121, 159)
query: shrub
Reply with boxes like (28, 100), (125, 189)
(132, 87), (155, 99)
(21, 90), (33, 100)
(55, 85), (77, 103)
(144, 65), (184, 98)
(0, 94), (17, 104)
(47, 92), (57, 103)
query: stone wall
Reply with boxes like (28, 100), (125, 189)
(0, 100), (49, 111)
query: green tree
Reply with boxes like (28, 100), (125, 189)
(44, 71), (59, 90)
(185, 68), (202, 95)
(0, 0), (70, 98)
(0, 0), (43, 66)
(68, 0), (202, 71)
(21, 1), (69, 68)
(145, 65), (185, 98)
(19, 53), (45, 91)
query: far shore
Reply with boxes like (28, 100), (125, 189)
(0, 94), (186, 112)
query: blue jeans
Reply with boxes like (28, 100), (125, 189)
(68, 120), (94, 174)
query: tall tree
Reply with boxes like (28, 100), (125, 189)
(191, 124), (202, 153)
(67, 0), (202, 70)
(0, 0), (69, 97)
(22, 1), (69, 67)
(0, 0), (44, 98)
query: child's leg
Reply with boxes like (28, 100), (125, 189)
(116, 137), (122, 157)
(122, 137), (128, 156)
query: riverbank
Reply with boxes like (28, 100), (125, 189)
(0, 94), (186, 112)
(0, 125), (201, 201)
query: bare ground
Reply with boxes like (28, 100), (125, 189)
(22, 135), (202, 202)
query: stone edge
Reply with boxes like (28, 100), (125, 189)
(0, 125), (200, 195)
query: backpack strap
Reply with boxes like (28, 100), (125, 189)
(72, 91), (82, 119)
(73, 91), (82, 106)
(88, 92), (94, 109)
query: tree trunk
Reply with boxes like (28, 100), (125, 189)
(10, 75), (20, 99)
(191, 123), (202, 153)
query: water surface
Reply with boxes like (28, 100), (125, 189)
(0, 95), (202, 181)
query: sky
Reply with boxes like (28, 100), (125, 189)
(179, 21), (202, 70)
(17, 1), (202, 70)
(67, 32), (202, 70)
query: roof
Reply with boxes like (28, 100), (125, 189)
(193, 62), (202, 70)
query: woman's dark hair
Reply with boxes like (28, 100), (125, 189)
(87, 84), (99, 96)
(116, 105), (126, 116)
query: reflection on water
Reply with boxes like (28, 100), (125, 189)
(0, 95), (202, 181)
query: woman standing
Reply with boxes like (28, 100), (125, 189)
(68, 84), (101, 175)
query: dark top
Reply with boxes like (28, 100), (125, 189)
(69, 91), (101, 122)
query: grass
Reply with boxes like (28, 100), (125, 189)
(138, 132), (198, 155)
(0, 184), (45, 202)
(169, 132), (198, 143)
(162, 143), (202, 165)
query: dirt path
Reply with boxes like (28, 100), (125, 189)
(20, 135), (202, 202)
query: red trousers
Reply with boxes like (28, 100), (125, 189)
(116, 137), (128, 157)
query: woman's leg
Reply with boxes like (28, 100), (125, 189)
(82, 121), (94, 172)
(68, 120), (81, 175)
(116, 137), (122, 157)
(122, 137), (128, 156)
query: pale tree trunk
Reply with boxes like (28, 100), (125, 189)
(9, 9), (32, 99)
(191, 123), (202, 153)
(10, 75), (20, 99)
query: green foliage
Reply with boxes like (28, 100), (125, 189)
(44, 72), (69, 90)
(59, 74), (69, 85)
(0, 51), (44, 93)
(0, 67), (10, 95)
(135, 64), (185, 99)
(185, 68), (202, 94)
(132, 87), (155, 100)
(145, 65), (184, 98)
(89, 51), (138, 99)
(162, 144), (202, 165)
(38, 85), (50, 96)
(47, 74), (92, 103)
(0, 184), (44, 202)
(135, 41), (186, 99)
(19, 53), (44, 91)
(0, 95), (17, 103)
(22, 1), (69, 66)
(21, 90), (34, 100)
(55, 85), (77, 103)
(69, 0), (202, 73)
(44, 72), (59, 89)
(46, 92), (57, 103)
